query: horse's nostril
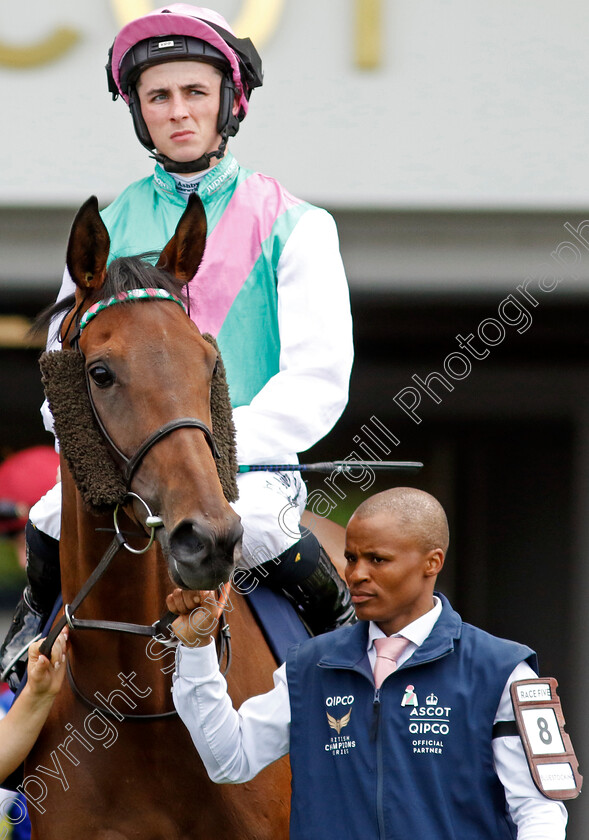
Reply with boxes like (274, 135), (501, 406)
(168, 517), (242, 589)
(170, 521), (206, 561)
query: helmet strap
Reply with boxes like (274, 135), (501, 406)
(149, 132), (228, 173)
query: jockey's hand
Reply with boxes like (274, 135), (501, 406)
(167, 589), (219, 648)
(27, 627), (68, 698)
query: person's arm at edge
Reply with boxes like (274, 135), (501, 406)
(0, 628), (68, 782)
(493, 661), (568, 839)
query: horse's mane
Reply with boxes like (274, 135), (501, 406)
(34, 254), (187, 337)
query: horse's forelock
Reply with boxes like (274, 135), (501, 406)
(101, 255), (187, 304)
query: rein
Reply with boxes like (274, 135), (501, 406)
(40, 289), (232, 719)
(63, 588), (233, 723)
(39, 498), (175, 659)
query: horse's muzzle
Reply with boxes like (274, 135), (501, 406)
(166, 517), (244, 590)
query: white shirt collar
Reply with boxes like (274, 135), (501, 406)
(368, 595), (442, 650)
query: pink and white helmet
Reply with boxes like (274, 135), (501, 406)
(106, 4), (263, 171)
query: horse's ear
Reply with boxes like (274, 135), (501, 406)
(157, 193), (207, 282)
(66, 196), (110, 293)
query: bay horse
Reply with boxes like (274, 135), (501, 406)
(23, 194), (316, 839)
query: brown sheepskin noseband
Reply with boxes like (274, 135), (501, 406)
(202, 333), (238, 503)
(39, 333), (238, 514)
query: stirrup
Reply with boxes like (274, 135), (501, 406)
(0, 589), (45, 692)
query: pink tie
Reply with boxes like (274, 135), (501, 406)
(373, 636), (410, 688)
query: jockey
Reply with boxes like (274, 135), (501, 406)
(0, 4), (355, 687)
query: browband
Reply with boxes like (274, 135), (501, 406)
(79, 288), (186, 333)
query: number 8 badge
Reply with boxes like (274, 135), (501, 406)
(510, 677), (582, 800)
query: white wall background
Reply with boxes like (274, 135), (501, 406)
(1, 0), (589, 208)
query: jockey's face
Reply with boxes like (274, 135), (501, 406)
(137, 60), (226, 173)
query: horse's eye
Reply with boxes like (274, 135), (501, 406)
(88, 364), (114, 388)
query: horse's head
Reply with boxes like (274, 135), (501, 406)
(57, 194), (243, 589)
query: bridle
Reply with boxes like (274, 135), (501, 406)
(74, 288), (220, 483)
(39, 289), (232, 720)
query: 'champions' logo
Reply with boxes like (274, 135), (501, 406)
(323, 695), (356, 757)
(327, 708), (352, 734)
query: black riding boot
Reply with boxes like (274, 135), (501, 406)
(0, 521), (61, 691)
(254, 531), (356, 636)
